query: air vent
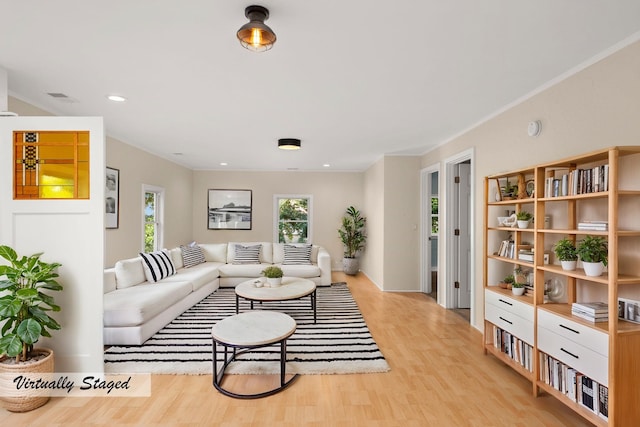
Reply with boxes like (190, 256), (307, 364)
(46, 92), (77, 103)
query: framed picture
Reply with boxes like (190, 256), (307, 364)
(208, 189), (252, 230)
(105, 167), (120, 229)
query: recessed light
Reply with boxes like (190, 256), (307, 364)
(323, 164), (331, 168)
(107, 95), (127, 102)
(172, 152), (183, 156)
(220, 162), (228, 166)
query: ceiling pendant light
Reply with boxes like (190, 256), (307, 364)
(278, 138), (301, 150)
(237, 5), (276, 52)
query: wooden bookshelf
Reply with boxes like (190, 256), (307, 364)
(483, 147), (640, 426)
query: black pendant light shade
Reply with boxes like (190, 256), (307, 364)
(237, 5), (277, 52)
(278, 138), (301, 150)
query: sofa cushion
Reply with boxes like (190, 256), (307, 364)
(218, 263), (272, 278)
(160, 262), (221, 291)
(232, 244), (261, 264)
(283, 244), (312, 265)
(168, 247), (184, 270)
(200, 243), (227, 263)
(273, 243), (319, 264)
(103, 281), (192, 327)
(227, 242), (273, 264)
(139, 250), (177, 283)
(114, 257), (147, 289)
(279, 264), (322, 279)
(104, 268), (117, 294)
(180, 245), (206, 268)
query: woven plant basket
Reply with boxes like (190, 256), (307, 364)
(0, 348), (54, 412)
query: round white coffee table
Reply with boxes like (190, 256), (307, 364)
(235, 277), (317, 323)
(211, 311), (298, 399)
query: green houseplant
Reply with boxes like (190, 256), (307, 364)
(338, 206), (366, 275)
(516, 211), (532, 229)
(261, 265), (284, 287)
(576, 235), (608, 276)
(553, 238), (578, 271)
(511, 281), (525, 296)
(0, 245), (62, 412)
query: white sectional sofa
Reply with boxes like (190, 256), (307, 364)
(103, 242), (331, 345)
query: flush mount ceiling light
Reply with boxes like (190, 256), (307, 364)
(237, 5), (276, 52)
(278, 138), (301, 150)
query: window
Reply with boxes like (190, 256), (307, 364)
(274, 195), (312, 243)
(143, 185), (164, 252)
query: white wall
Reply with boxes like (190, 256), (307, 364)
(421, 38), (640, 328)
(105, 138), (193, 266)
(191, 170), (363, 269)
(0, 117), (105, 372)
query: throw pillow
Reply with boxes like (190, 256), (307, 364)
(233, 244), (261, 264)
(180, 244), (205, 268)
(283, 244), (312, 265)
(139, 249), (177, 283)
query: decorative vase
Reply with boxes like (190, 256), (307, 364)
(560, 260), (577, 271)
(266, 277), (282, 287)
(0, 348), (54, 412)
(517, 220), (530, 229)
(582, 261), (604, 277)
(342, 258), (359, 275)
(512, 287), (525, 296)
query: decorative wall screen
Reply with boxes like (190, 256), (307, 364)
(14, 130), (90, 199)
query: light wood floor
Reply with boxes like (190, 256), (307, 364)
(1, 272), (593, 426)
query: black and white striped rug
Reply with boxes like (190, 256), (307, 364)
(104, 283), (390, 375)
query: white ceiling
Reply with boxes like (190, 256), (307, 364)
(2, 1), (640, 171)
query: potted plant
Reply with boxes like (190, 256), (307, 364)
(553, 238), (578, 271)
(338, 206), (366, 275)
(498, 274), (514, 289)
(516, 211), (532, 229)
(576, 235), (608, 277)
(0, 245), (62, 412)
(261, 265), (284, 287)
(511, 282), (525, 296)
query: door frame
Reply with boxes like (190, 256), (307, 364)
(443, 148), (476, 325)
(420, 163), (440, 297)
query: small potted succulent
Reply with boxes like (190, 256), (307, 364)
(499, 274), (515, 289)
(516, 211), (532, 229)
(576, 235), (608, 277)
(261, 266), (284, 287)
(553, 238), (578, 271)
(511, 282), (526, 296)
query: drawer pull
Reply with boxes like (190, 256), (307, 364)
(499, 316), (513, 325)
(560, 347), (579, 360)
(559, 324), (580, 335)
(498, 299), (513, 306)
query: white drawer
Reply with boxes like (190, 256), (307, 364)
(485, 302), (534, 345)
(537, 309), (608, 356)
(485, 289), (534, 322)
(538, 326), (608, 386)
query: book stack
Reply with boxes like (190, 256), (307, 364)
(572, 302), (608, 323)
(577, 220), (608, 231)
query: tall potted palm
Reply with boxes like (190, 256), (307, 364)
(0, 245), (62, 412)
(338, 206), (367, 275)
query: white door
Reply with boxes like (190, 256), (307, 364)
(455, 163), (471, 308)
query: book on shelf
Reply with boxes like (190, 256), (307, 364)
(571, 310), (608, 323)
(598, 383), (609, 420)
(581, 376), (597, 412)
(572, 302), (608, 314)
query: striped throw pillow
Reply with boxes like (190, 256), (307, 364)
(283, 244), (312, 265)
(180, 245), (205, 268)
(233, 244), (261, 264)
(139, 250), (177, 283)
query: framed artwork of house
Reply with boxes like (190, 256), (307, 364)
(207, 189), (252, 230)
